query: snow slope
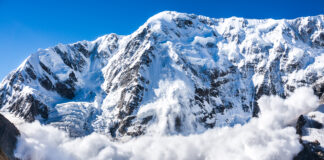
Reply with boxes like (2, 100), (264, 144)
(1, 11), (324, 139)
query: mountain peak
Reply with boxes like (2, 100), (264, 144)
(147, 11), (189, 22)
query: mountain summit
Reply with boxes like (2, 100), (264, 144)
(1, 11), (324, 138)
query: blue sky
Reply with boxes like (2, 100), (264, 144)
(0, 0), (323, 80)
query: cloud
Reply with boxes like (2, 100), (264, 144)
(9, 87), (319, 160)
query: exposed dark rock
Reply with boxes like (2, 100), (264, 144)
(54, 46), (86, 71)
(175, 18), (193, 28)
(294, 141), (324, 160)
(8, 74), (17, 87)
(54, 47), (73, 69)
(297, 114), (323, 133)
(295, 114), (324, 160)
(55, 82), (75, 99)
(216, 105), (226, 114)
(313, 83), (324, 98)
(74, 43), (91, 58)
(39, 61), (52, 75)
(287, 85), (296, 92)
(105, 40), (154, 136)
(0, 149), (9, 160)
(252, 101), (260, 117)
(124, 28), (148, 57)
(9, 94), (48, 122)
(296, 115), (307, 135)
(141, 115), (153, 125)
(115, 85), (145, 121)
(109, 123), (119, 138)
(0, 114), (20, 160)
(0, 91), (5, 108)
(313, 32), (324, 47)
(175, 116), (182, 132)
(140, 47), (153, 66)
(69, 72), (78, 82)
(118, 116), (136, 135)
(256, 84), (271, 100)
(296, 18), (317, 43)
(195, 88), (209, 104)
(126, 128), (144, 137)
(38, 76), (54, 90)
(206, 42), (216, 48)
(25, 67), (36, 80)
(242, 104), (249, 112)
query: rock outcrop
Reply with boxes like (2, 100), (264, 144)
(0, 114), (20, 160)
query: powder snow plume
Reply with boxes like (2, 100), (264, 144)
(5, 85), (319, 160)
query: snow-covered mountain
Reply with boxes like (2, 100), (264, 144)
(1, 11), (324, 139)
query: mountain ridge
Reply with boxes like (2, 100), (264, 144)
(1, 11), (324, 138)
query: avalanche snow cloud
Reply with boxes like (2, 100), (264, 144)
(5, 87), (319, 160)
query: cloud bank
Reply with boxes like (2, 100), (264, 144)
(9, 87), (319, 160)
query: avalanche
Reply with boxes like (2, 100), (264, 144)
(4, 87), (318, 160)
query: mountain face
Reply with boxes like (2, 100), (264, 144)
(1, 11), (324, 138)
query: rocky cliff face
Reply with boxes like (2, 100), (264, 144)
(293, 103), (324, 160)
(0, 114), (20, 160)
(0, 11), (324, 138)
